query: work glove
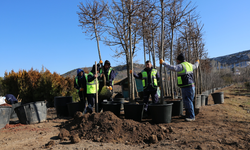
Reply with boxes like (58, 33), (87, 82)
(129, 70), (132, 74)
(108, 86), (112, 91)
(196, 59), (200, 63)
(99, 60), (103, 64)
(79, 88), (84, 91)
(160, 59), (164, 65)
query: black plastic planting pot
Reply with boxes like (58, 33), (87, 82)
(124, 103), (144, 121)
(54, 96), (72, 117)
(0, 106), (12, 129)
(211, 92), (224, 104)
(10, 102), (22, 119)
(166, 99), (183, 116)
(102, 102), (121, 117)
(67, 101), (85, 118)
(14, 101), (47, 124)
(149, 103), (173, 124)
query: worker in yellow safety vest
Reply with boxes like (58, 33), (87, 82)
(130, 60), (160, 118)
(98, 60), (115, 112)
(85, 64), (100, 114)
(160, 53), (199, 122)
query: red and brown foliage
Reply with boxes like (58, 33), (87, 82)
(2, 67), (76, 104)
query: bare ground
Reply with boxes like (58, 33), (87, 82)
(0, 84), (250, 150)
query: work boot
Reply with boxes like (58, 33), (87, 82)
(185, 118), (195, 122)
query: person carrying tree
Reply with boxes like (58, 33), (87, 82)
(131, 60), (160, 118)
(160, 53), (199, 122)
(98, 60), (115, 112)
(85, 64), (100, 113)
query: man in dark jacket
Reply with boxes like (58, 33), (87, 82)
(4, 94), (18, 104)
(131, 60), (160, 117)
(74, 69), (87, 110)
(98, 60), (115, 111)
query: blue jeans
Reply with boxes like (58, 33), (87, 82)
(181, 86), (195, 119)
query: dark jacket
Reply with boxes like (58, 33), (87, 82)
(133, 67), (160, 91)
(5, 94), (18, 104)
(74, 69), (86, 92)
(99, 67), (115, 88)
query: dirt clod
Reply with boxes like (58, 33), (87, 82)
(45, 140), (55, 148)
(70, 134), (80, 143)
(58, 128), (70, 139)
(149, 135), (158, 144)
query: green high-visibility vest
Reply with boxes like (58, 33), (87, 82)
(75, 74), (87, 92)
(141, 69), (158, 89)
(177, 62), (194, 87)
(100, 67), (114, 86)
(87, 72), (99, 94)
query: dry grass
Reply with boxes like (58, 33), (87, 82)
(217, 84), (250, 121)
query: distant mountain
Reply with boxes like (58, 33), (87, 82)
(62, 49), (250, 80)
(210, 49), (250, 68)
(61, 63), (147, 81)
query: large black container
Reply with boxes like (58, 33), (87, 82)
(205, 95), (208, 105)
(54, 96), (72, 117)
(67, 101), (85, 118)
(166, 100), (183, 116)
(14, 101), (47, 124)
(149, 103), (173, 124)
(102, 102), (121, 117)
(10, 102), (22, 119)
(211, 92), (224, 104)
(0, 106), (12, 129)
(124, 103), (144, 121)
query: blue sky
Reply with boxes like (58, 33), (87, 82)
(1, 0), (250, 77)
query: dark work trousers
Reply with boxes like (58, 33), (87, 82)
(143, 90), (159, 111)
(78, 91), (87, 111)
(86, 94), (96, 113)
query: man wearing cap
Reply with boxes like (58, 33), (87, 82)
(85, 64), (100, 113)
(4, 94), (18, 104)
(74, 68), (87, 110)
(160, 53), (199, 122)
(98, 60), (115, 111)
(131, 60), (160, 118)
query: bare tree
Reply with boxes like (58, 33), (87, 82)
(104, 0), (141, 100)
(77, 0), (107, 63)
(166, 0), (196, 98)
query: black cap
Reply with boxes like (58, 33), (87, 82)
(177, 53), (185, 62)
(104, 60), (110, 66)
(91, 64), (100, 73)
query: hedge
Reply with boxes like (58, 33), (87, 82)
(2, 67), (78, 104)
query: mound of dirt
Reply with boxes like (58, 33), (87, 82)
(59, 111), (171, 144)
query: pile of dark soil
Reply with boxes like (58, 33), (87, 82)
(59, 111), (172, 144)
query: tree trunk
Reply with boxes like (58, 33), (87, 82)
(159, 0), (164, 104)
(170, 28), (174, 99)
(152, 31), (156, 68)
(129, 0), (134, 101)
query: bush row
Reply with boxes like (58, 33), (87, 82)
(2, 67), (78, 104)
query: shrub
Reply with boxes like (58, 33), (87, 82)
(2, 67), (77, 104)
